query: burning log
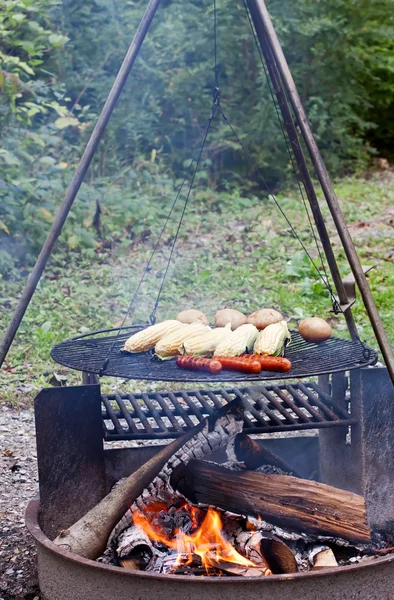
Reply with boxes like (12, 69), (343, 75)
(224, 521), (298, 574)
(53, 399), (244, 560)
(172, 460), (371, 544)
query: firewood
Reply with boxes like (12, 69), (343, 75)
(53, 399), (244, 560)
(116, 525), (154, 569)
(231, 432), (300, 476)
(224, 521), (297, 574)
(119, 558), (140, 570)
(311, 547), (338, 570)
(172, 460), (371, 544)
(209, 560), (271, 577)
(260, 536), (298, 574)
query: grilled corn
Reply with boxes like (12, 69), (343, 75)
(181, 323), (232, 357)
(155, 322), (209, 360)
(253, 320), (291, 356)
(122, 320), (184, 353)
(213, 324), (259, 357)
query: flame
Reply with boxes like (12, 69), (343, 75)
(133, 504), (261, 574)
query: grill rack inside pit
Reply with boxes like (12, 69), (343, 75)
(102, 381), (355, 441)
(51, 326), (378, 382)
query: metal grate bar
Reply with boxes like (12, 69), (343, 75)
(115, 395), (139, 433)
(257, 387), (298, 425)
(141, 393), (168, 432)
(179, 391), (205, 421)
(193, 391), (215, 416)
(296, 382), (339, 421)
(127, 394), (154, 434)
(243, 388), (283, 427)
(166, 392), (195, 429)
(101, 395), (124, 435)
(101, 381), (355, 441)
(153, 393), (184, 433)
(286, 385), (324, 422)
(270, 385), (311, 423)
(217, 389), (254, 428)
(307, 381), (351, 420)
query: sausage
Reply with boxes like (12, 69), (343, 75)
(176, 356), (223, 375)
(240, 354), (292, 372)
(214, 356), (262, 374)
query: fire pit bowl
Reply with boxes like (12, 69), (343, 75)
(27, 498), (394, 600)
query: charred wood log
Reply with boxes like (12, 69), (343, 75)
(53, 399), (244, 560)
(172, 460), (371, 544)
(230, 433), (300, 476)
(116, 526), (154, 570)
(224, 521), (297, 574)
(134, 399), (244, 512)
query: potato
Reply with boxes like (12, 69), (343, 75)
(214, 308), (247, 330)
(247, 308), (283, 330)
(298, 317), (332, 343)
(176, 309), (209, 326)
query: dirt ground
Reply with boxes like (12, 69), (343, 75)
(0, 407), (40, 600)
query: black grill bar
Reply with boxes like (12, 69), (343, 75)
(101, 382), (356, 441)
(115, 395), (139, 434)
(257, 387), (298, 425)
(286, 384), (324, 422)
(306, 381), (351, 420)
(153, 393), (184, 433)
(166, 392), (195, 429)
(296, 382), (339, 421)
(270, 385), (311, 423)
(128, 394), (154, 435)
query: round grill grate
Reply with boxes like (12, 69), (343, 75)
(50, 326), (378, 382)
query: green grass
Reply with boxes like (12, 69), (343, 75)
(0, 173), (393, 406)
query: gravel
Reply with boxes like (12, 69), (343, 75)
(0, 407), (40, 600)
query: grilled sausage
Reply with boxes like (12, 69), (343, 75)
(240, 354), (292, 372)
(214, 356), (262, 374)
(176, 356), (223, 375)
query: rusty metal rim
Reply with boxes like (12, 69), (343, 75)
(26, 498), (394, 584)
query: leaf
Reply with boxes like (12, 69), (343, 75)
(54, 116), (79, 129)
(39, 156), (56, 167)
(199, 269), (211, 281)
(0, 220), (10, 234)
(41, 321), (52, 333)
(67, 234), (79, 250)
(48, 33), (69, 47)
(41, 208), (54, 222)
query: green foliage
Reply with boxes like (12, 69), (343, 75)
(0, 0), (393, 278)
(1, 174), (393, 406)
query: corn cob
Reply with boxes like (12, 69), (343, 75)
(213, 324), (259, 357)
(122, 320), (184, 353)
(154, 323), (210, 360)
(253, 320), (291, 356)
(181, 323), (232, 357)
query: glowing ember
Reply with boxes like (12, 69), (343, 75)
(133, 503), (268, 574)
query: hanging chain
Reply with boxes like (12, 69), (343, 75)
(217, 104), (342, 311)
(149, 103), (218, 324)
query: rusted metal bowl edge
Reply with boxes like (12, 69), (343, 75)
(26, 498), (394, 585)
